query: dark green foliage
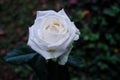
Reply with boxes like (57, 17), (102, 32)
(65, 0), (120, 80)
(4, 45), (37, 64)
(1, 0), (120, 80)
(67, 55), (82, 68)
(4, 44), (70, 80)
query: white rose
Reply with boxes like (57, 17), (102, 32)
(27, 9), (80, 65)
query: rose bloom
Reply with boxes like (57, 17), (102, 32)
(27, 9), (80, 65)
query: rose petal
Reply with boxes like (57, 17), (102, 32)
(61, 22), (77, 49)
(28, 39), (54, 59)
(58, 9), (70, 21)
(58, 45), (73, 65)
(28, 27), (49, 50)
(71, 22), (80, 40)
(36, 10), (56, 18)
(47, 33), (69, 48)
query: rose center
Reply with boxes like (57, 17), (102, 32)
(43, 18), (66, 43)
(45, 22), (64, 33)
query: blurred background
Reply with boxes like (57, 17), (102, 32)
(0, 0), (120, 80)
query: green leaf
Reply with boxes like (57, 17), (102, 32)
(4, 44), (70, 80)
(111, 5), (120, 14)
(4, 44), (37, 64)
(103, 6), (120, 17)
(5, 53), (37, 64)
(89, 33), (99, 41)
(97, 62), (108, 70)
(67, 55), (81, 68)
(4, 44), (48, 80)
